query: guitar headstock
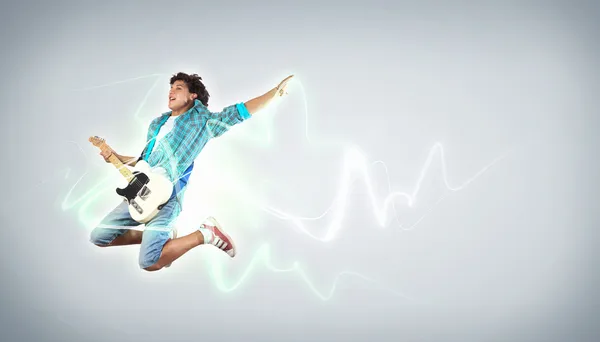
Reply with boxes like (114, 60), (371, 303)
(89, 136), (107, 148)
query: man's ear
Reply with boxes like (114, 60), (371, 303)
(191, 93), (198, 100)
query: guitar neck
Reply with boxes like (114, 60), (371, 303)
(105, 148), (135, 182)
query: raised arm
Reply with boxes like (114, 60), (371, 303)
(206, 75), (294, 139)
(243, 75), (294, 115)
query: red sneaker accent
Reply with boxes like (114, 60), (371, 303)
(201, 217), (236, 257)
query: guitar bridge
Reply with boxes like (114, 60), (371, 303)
(138, 185), (152, 200)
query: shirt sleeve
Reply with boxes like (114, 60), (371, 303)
(206, 102), (251, 138)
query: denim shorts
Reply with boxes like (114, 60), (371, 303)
(89, 194), (181, 269)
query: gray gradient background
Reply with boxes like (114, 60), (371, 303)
(1, 0), (599, 341)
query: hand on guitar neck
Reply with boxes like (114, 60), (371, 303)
(89, 136), (138, 167)
(100, 149), (138, 167)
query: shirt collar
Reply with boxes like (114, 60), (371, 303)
(161, 99), (204, 118)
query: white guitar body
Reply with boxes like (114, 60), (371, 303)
(116, 160), (174, 223)
(88, 136), (174, 224)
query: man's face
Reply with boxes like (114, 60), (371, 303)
(168, 80), (197, 111)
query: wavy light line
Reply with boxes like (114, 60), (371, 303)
(206, 243), (415, 301)
(262, 143), (505, 241)
(55, 73), (503, 302)
(70, 73), (168, 92)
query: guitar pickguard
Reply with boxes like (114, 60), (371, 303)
(115, 171), (150, 203)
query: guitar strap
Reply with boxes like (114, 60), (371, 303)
(143, 114), (171, 161)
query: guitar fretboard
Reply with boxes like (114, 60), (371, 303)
(109, 155), (133, 181)
(89, 137), (136, 182)
(104, 149), (134, 181)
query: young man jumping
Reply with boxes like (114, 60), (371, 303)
(89, 72), (293, 271)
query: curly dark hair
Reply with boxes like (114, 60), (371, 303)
(170, 72), (210, 106)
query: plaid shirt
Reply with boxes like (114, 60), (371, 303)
(138, 99), (251, 203)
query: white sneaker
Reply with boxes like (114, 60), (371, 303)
(199, 216), (236, 257)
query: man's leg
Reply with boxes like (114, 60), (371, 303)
(137, 196), (199, 271)
(139, 199), (237, 272)
(142, 230), (205, 271)
(102, 230), (143, 246)
(90, 200), (142, 247)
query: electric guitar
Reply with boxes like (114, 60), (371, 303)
(89, 136), (174, 223)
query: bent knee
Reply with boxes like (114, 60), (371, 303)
(90, 229), (111, 247)
(143, 263), (163, 272)
(139, 231), (169, 271)
(139, 254), (163, 271)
